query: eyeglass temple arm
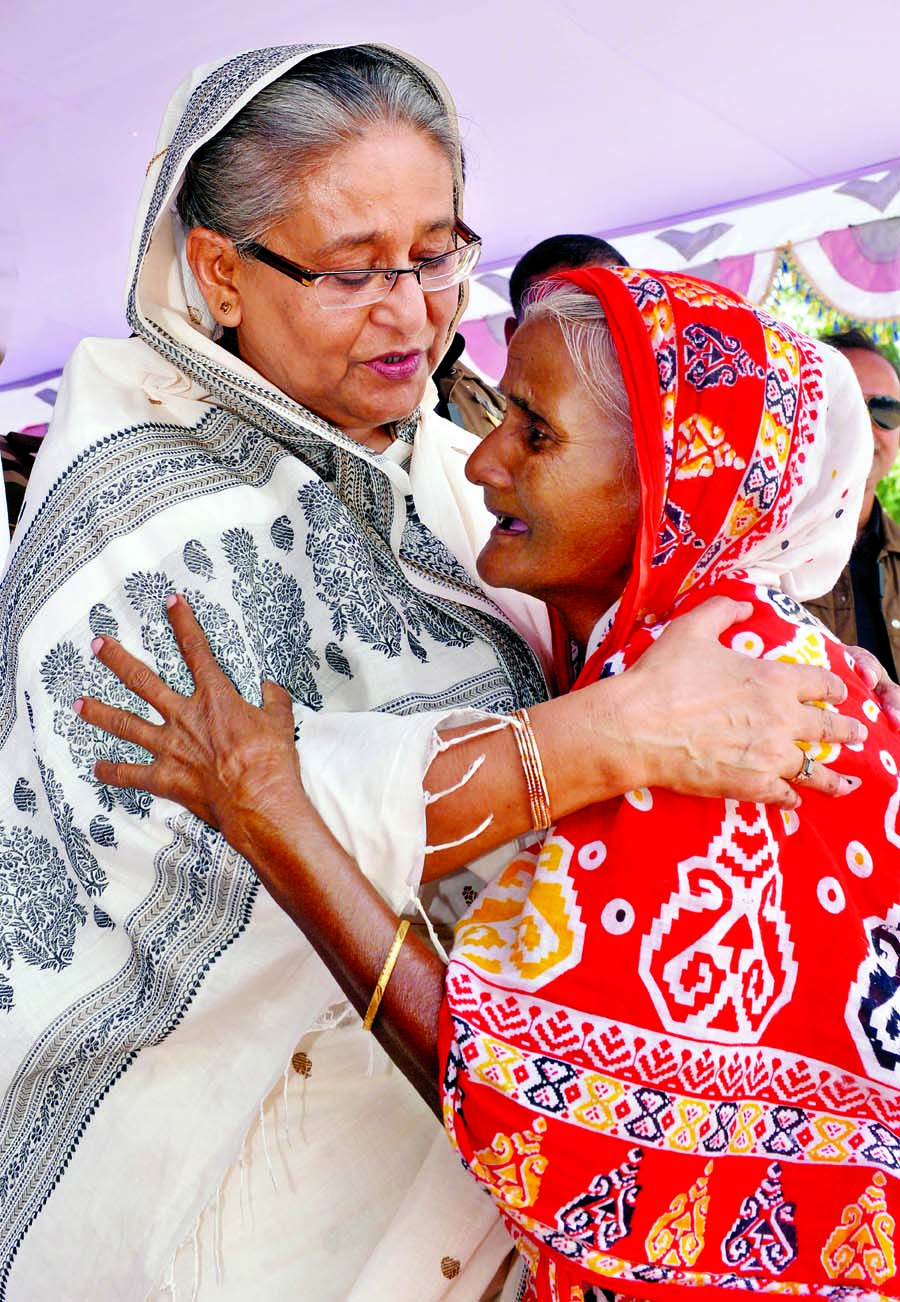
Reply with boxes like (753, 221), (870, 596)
(243, 242), (318, 286)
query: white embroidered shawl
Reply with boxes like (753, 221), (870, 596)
(0, 45), (549, 1300)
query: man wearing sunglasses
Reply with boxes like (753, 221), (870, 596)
(806, 329), (900, 679)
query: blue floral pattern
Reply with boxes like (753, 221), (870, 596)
(0, 820), (87, 1012)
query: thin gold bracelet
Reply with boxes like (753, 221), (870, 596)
(362, 919), (410, 1032)
(511, 708), (553, 831)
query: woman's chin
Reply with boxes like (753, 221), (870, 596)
(476, 543), (526, 595)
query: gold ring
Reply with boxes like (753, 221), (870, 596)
(792, 751), (815, 784)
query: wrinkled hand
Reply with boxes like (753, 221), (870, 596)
(847, 644), (900, 731)
(616, 596), (867, 808)
(75, 594), (302, 858)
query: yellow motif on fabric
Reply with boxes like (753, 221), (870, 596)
(729, 1102), (765, 1154)
(453, 854), (536, 976)
(645, 1161), (713, 1266)
(667, 1099), (712, 1152)
(472, 1034), (526, 1096)
(667, 277), (739, 311)
(582, 1252), (630, 1279)
(641, 299), (675, 356)
(472, 1116), (548, 1209)
(571, 1073), (625, 1133)
(453, 835), (585, 990)
(675, 414), (746, 480)
(725, 493), (766, 542)
(820, 1171), (896, 1286)
(664, 1098), (713, 1150)
(757, 408), (791, 463)
(809, 1116), (857, 1163)
(772, 626), (831, 670)
(764, 326), (801, 386)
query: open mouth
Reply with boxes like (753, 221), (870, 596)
(364, 352), (423, 380)
(492, 512), (529, 535)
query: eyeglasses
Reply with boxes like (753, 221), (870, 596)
(243, 218), (482, 311)
(867, 395), (900, 430)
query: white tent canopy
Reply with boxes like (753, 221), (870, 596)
(3, 0), (900, 385)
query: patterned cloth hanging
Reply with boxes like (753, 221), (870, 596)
(440, 267), (900, 1300)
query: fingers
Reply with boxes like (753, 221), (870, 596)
(860, 649), (900, 732)
(849, 645), (883, 693)
(790, 663), (848, 706)
(797, 704), (867, 747)
(165, 593), (227, 687)
(91, 635), (179, 716)
(93, 758), (155, 792)
(75, 695), (163, 755)
(795, 762), (859, 799)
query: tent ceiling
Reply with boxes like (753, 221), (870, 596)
(2, 0), (898, 382)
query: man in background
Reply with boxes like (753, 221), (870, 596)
(805, 330), (900, 679)
(433, 233), (626, 436)
(505, 232), (626, 344)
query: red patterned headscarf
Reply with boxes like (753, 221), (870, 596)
(440, 268), (900, 1301)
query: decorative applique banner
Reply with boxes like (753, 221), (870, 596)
(460, 164), (900, 381)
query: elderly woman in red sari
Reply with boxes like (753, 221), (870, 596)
(81, 268), (900, 1301)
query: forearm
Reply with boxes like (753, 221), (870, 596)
(233, 802), (447, 1117)
(423, 674), (641, 877)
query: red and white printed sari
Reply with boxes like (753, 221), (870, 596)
(440, 267), (900, 1301)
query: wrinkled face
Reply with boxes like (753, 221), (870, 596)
(843, 348), (900, 496)
(466, 315), (640, 644)
(232, 125), (459, 440)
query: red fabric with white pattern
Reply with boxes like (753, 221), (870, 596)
(439, 268), (900, 1301)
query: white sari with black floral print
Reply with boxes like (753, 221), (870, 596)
(0, 44), (548, 1301)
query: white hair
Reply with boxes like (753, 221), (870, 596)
(521, 282), (634, 460)
(176, 46), (460, 251)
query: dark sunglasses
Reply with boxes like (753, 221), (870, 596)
(867, 395), (900, 430)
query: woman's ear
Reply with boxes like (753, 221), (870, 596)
(185, 227), (245, 328)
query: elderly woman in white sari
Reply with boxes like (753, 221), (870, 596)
(0, 42), (877, 1302)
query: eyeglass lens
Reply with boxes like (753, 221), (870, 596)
(867, 395), (900, 430)
(316, 238), (481, 309)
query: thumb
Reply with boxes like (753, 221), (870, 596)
(261, 679), (295, 722)
(672, 595), (754, 642)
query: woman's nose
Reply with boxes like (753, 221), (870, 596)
(465, 422), (514, 488)
(370, 269), (428, 333)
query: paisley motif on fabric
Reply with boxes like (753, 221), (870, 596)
(0, 819), (87, 1010)
(471, 1117), (549, 1209)
(683, 322), (763, 391)
(547, 1147), (643, 1259)
(721, 1162), (798, 1274)
(451, 835), (585, 990)
(298, 480), (476, 664)
(674, 414), (746, 480)
(640, 800), (796, 1042)
(820, 1170), (896, 1286)
(645, 1160), (712, 1266)
(652, 501), (700, 568)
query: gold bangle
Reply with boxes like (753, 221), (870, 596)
(362, 919), (410, 1032)
(511, 708), (553, 831)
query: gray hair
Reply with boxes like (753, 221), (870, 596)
(521, 281), (634, 458)
(176, 45), (461, 251)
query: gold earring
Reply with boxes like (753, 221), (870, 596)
(220, 302), (231, 315)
